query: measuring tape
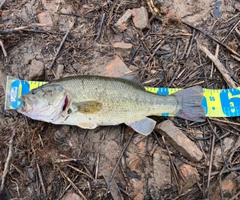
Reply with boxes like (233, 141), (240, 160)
(5, 76), (240, 117)
(146, 87), (240, 117)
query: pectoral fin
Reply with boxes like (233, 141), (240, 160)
(74, 101), (102, 114)
(126, 117), (156, 135)
(78, 121), (97, 129)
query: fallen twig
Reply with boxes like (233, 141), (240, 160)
(0, 0), (7, 10)
(95, 13), (105, 41)
(182, 20), (240, 57)
(105, 131), (134, 197)
(222, 19), (240, 42)
(0, 24), (54, 34)
(36, 162), (46, 197)
(207, 129), (215, 188)
(0, 40), (7, 57)
(67, 165), (95, 180)
(210, 118), (240, 126)
(0, 69), (7, 94)
(60, 170), (87, 200)
(198, 42), (236, 88)
(48, 18), (76, 71)
(0, 129), (16, 192)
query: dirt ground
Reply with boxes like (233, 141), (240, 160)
(0, 0), (240, 199)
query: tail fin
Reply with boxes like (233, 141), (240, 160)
(173, 86), (205, 122)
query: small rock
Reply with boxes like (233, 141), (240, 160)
(118, 23), (128, 31)
(37, 12), (53, 30)
(103, 55), (131, 77)
(213, 137), (235, 170)
(148, 148), (171, 199)
(113, 41), (133, 58)
(209, 172), (239, 200)
(235, 2), (240, 11)
(129, 178), (145, 200)
(115, 9), (132, 30)
(29, 59), (44, 80)
(61, 192), (83, 200)
(179, 164), (200, 192)
(55, 64), (64, 78)
(132, 7), (148, 29)
(155, 120), (203, 162)
(113, 42), (133, 49)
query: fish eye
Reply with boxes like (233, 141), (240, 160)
(67, 108), (72, 114)
(31, 89), (38, 95)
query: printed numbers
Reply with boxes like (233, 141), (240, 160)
(209, 96), (215, 101)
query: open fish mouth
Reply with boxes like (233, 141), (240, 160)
(18, 95), (68, 122)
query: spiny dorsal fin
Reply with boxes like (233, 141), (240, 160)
(120, 74), (145, 90)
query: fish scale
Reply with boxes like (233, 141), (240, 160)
(54, 76), (178, 123)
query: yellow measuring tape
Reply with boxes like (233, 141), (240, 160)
(146, 87), (240, 117)
(5, 76), (240, 117)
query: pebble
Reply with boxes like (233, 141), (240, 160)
(61, 193), (83, 200)
(132, 6), (148, 29)
(37, 12), (54, 30)
(179, 164), (200, 192)
(209, 172), (239, 200)
(29, 59), (44, 80)
(155, 120), (203, 162)
(115, 9), (132, 30)
(113, 41), (133, 49)
(213, 137), (235, 170)
(113, 41), (133, 58)
(103, 55), (131, 77)
(55, 64), (64, 78)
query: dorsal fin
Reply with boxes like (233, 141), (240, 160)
(120, 74), (145, 90)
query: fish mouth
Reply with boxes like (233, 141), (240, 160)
(17, 96), (33, 113)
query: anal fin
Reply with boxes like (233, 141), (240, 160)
(126, 117), (156, 135)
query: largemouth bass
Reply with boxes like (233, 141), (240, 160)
(17, 75), (205, 135)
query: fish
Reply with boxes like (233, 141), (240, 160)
(17, 75), (205, 135)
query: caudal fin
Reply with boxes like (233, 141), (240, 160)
(173, 86), (205, 122)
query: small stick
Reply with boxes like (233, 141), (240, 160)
(0, 24), (53, 34)
(95, 13), (105, 41)
(36, 162), (47, 197)
(60, 170), (87, 200)
(0, 0), (7, 9)
(0, 40), (7, 57)
(231, 54), (240, 62)
(207, 130), (215, 188)
(182, 20), (240, 57)
(95, 153), (100, 180)
(67, 165), (95, 180)
(0, 129), (16, 192)
(145, 37), (168, 67)
(198, 43), (236, 88)
(48, 18), (76, 71)
(54, 158), (84, 163)
(186, 29), (196, 58)
(105, 131), (134, 196)
(222, 19), (240, 42)
(210, 118), (240, 126)
(0, 69), (7, 94)
(229, 190), (240, 200)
